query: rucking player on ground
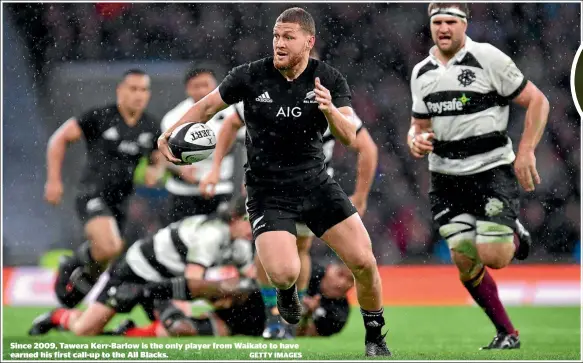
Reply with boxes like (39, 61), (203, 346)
(45, 69), (162, 309)
(157, 7), (390, 357)
(28, 197), (254, 337)
(159, 67), (244, 224)
(199, 49), (378, 339)
(112, 261), (354, 338)
(407, 3), (549, 350)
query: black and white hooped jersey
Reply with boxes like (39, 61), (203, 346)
(76, 104), (159, 199)
(411, 37), (528, 175)
(161, 100), (246, 196)
(218, 57), (352, 188)
(125, 215), (253, 282)
(234, 101), (364, 177)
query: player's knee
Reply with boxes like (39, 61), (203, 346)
(345, 252), (376, 278)
(476, 221), (514, 269)
(268, 266), (299, 289)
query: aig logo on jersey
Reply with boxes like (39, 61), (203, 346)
(277, 106), (302, 118)
(426, 94), (471, 115)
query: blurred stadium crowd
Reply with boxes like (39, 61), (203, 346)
(8, 3), (581, 263)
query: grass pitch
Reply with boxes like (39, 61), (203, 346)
(3, 306), (580, 360)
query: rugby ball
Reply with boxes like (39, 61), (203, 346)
(168, 122), (216, 164)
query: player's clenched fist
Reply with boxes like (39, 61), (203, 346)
(44, 179), (64, 205)
(314, 77), (333, 113)
(408, 132), (435, 158)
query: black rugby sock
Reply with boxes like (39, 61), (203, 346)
(361, 307), (385, 343)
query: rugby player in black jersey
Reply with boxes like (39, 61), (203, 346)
(45, 69), (162, 309)
(157, 7), (390, 357)
(199, 49), (378, 340)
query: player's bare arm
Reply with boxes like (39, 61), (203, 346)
(158, 89), (229, 163)
(348, 128), (378, 216)
(143, 150), (167, 187)
(407, 117), (434, 158)
(199, 111), (244, 198)
(315, 77), (356, 146)
(511, 81), (550, 192)
(45, 118), (83, 205)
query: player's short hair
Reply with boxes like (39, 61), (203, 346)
(427, 3), (470, 19)
(276, 7), (316, 36)
(184, 67), (216, 84)
(119, 69), (148, 86)
(122, 68), (148, 79)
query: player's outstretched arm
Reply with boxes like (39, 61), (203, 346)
(315, 77), (356, 146)
(512, 81), (550, 192)
(158, 89), (229, 163)
(407, 117), (434, 158)
(348, 128), (378, 216)
(45, 118), (83, 205)
(199, 111), (244, 198)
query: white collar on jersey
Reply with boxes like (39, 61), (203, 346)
(429, 36), (474, 66)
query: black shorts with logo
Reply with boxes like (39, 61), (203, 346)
(75, 190), (130, 231)
(245, 176), (357, 239)
(429, 164), (520, 229)
(95, 258), (156, 321)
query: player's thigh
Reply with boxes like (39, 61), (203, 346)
(320, 213), (374, 271)
(430, 173), (481, 271)
(303, 180), (371, 268)
(77, 195), (123, 246)
(255, 231), (300, 283)
(70, 302), (117, 336)
(474, 165), (519, 268)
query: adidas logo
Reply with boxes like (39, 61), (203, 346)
(256, 92), (273, 103)
(366, 321), (382, 328)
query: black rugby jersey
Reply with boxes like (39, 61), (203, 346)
(218, 57), (352, 188)
(76, 104), (159, 201)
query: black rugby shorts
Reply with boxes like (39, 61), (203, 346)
(429, 164), (520, 230)
(245, 177), (357, 239)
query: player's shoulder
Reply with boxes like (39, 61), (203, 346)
(465, 38), (511, 65)
(411, 56), (435, 81)
(313, 59), (344, 80)
(232, 57), (273, 77)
